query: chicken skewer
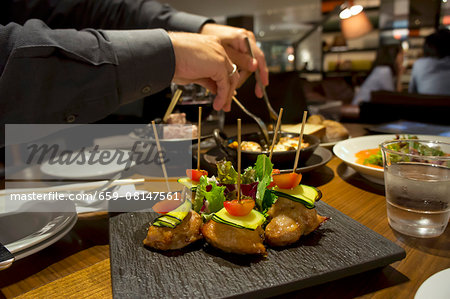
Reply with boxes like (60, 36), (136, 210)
(143, 113), (204, 251)
(202, 119), (266, 255)
(265, 110), (327, 247)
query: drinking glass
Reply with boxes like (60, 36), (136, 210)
(381, 140), (450, 238)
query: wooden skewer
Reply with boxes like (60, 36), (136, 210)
(151, 121), (171, 192)
(237, 118), (242, 202)
(197, 106), (202, 170)
(292, 111), (308, 173)
(269, 108), (284, 161)
(162, 89), (183, 123)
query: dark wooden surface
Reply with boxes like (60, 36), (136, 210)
(109, 202), (405, 299)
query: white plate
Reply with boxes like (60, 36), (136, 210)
(333, 134), (450, 185)
(40, 149), (135, 179)
(0, 200), (77, 260)
(13, 215), (77, 260)
(415, 268), (450, 299)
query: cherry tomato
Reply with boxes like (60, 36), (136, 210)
(272, 172), (302, 189)
(186, 169), (208, 182)
(152, 200), (182, 214)
(223, 199), (255, 216)
(267, 169), (281, 188)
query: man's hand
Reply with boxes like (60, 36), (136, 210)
(200, 23), (268, 98)
(169, 32), (239, 112)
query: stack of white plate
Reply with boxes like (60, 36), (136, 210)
(0, 197), (77, 262)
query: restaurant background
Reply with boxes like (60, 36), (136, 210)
(105, 0), (449, 126)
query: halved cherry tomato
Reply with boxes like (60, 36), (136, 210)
(186, 169), (208, 182)
(267, 169), (281, 188)
(223, 199), (255, 216)
(272, 172), (302, 189)
(152, 200), (182, 214)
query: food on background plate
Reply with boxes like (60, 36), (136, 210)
(228, 137), (310, 152)
(230, 141), (262, 152)
(355, 148), (383, 169)
(134, 113), (198, 140)
(165, 113), (188, 124)
(306, 115), (349, 143)
(144, 154), (327, 255)
(355, 135), (448, 169)
(307, 115), (325, 125)
(164, 112), (198, 139)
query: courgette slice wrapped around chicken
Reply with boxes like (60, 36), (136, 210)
(143, 200), (203, 250)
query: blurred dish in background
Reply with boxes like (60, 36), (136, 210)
(282, 114), (350, 149)
(333, 134), (450, 185)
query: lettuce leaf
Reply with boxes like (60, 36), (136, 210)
(241, 166), (256, 184)
(254, 154), (274, 211)
(255, 154), (273, 181)
(194, 175), (226, 213)
(217, 160), (238, 184)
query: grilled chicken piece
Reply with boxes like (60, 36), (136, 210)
(202, 220), (266, 255)
(265, 197), (327, 247)
(143, 211), (203, 250)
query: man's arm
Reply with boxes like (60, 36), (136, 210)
(3, 0), (210, 32)
(1, 19), (239, 123)
(0, 20), (176, 124)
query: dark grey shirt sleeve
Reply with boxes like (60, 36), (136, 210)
(0, 0), (211, 124)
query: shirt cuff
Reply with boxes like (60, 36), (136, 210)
(102, 29), (175, 105)
(166, 11), (214, 33)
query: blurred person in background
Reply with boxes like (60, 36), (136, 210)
(352, 44), (404, 105)
(0, 0), (268, 124)
(409, 29), (450, 95)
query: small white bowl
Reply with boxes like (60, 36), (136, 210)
(333, 134), (450, 185)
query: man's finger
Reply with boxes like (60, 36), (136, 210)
(224, 46), (256, 72)
(195, 78), (217, 95)
(255, 83), (263, 98)
(225, 71), (239, 111)
(211, 67), (231, 111)
(237, 70), (251, 88)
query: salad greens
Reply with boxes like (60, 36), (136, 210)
(194, 155), (278, 214)
(217, 160), (238, 184)
(363, 135), (447, 167)
(254, 155), (277, 212)
(194, 176), (226, 213)
(217, 160), (257, 185)
(241, 167), (257, 184)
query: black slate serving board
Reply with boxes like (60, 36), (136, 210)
(109, 202), (405, 298)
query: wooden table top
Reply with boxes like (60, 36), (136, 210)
(1, 124), (449, 298)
